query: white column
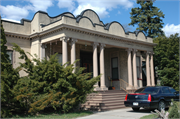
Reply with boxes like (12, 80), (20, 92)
(133, 49), (138, 88)
(100, 43), (108, 90)
(126, 48), (133, 90)
(61, 37), (69, 66)
(146, 51), (151, 86)
(139, 54), (143, 87)
(150, 52), (155, 86)
(71, 38), (77, 73)
(40, 43), (45, 61)
(93, 42), (100, 90)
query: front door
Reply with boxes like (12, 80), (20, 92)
(80, 51), (100, 83)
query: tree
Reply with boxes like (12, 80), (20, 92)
(1, 22), (20, 117)
(12, 44), (100, 114)
(153, 33), (179, 90)
(122, 24), (132, 32)
(129, 0), (165, 38)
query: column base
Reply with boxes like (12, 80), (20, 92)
(126, 86), (133, 90)
(100, 86), (108, 91)
(94, 87), (101, 91)
(134, 85), (139, 89)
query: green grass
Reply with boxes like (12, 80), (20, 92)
(140, 114), (157, 119)
(10, 111), (93, 119)
(141, 101), (180, 119)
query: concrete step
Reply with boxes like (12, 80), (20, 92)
(100, 105), (126, 110)
(89, 97), (125, 101)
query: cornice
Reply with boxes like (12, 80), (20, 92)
(5, 32), (30, 40)
(37, 24), (156, 47)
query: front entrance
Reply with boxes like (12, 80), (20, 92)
(80, 51), (100, 85)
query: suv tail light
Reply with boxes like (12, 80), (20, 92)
(125, 94), (128, 101)
(148, 94), (151, 102)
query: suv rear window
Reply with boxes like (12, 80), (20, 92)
(135, 87), (159, 93)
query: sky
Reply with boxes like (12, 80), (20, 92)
(0, 0), (179, 37)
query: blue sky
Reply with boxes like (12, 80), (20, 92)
(0, 0), (179, 37)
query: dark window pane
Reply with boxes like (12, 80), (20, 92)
(7, 50), (13, 64)
(112, 68), (118, 79)
(162, 87), (170, 93)
(169, 87), (176, 93)
(112, 58), (118, 68)
(135, 87), (159, 93)
(135, 88), (145, 93)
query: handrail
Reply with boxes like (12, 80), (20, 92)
(119, 79), (137, 94)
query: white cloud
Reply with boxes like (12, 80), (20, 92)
(163, 24), (180, 37)
(2, 18), (21, 23)
(26, 0), (54, 12)
(0, 0), (54, 22)
(73, 4), (109, 18)
(57, 0), (134, 18)
(118, 11), (121, 14)
(57, 0), (75, 12)
(0, 5), (29, 21)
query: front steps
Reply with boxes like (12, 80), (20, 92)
(81, 90), (127, 111)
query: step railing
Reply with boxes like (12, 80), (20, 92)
(119, 79), (137, 94)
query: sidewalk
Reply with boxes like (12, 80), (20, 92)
(76, 108), (151, 119)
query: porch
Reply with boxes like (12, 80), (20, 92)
(41, 38), (155, 91)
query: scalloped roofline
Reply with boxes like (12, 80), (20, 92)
(1, 9), (153, 39)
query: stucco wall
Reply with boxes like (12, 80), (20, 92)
(2, 21), (31, 35)
(6, 36), (31, 77)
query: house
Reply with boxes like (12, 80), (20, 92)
(2, 9), (156, 92)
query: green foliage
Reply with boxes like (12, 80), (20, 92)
(1, 22), (21, 118)
(12, 44), (100, 114)
(153, 34), (179, 90)
(168, 100), (179, 118)
(129, 0), (165, 38)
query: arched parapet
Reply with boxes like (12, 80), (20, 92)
(147, 37), (153, 43)
(127, 32), (136, 39)
(105, 21), (125, 37)
(80, 9), (102, 25)
(62, 12), (75, 18)
(136, 31), (147, 41)
(77, 16), (95, 29)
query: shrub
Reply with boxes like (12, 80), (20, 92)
(168, 99), (179, 118)
(1, 22), (21, 118)
(12, 44), (100, 114)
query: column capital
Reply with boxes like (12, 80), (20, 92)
(126, 48), (132, 53)
(60, 37), (70, 42)
(146, 51), (151, 55)
(71, 38), (78, 43)
(133, 49), (138, 53)
(92, 42), (99, 48)
(100, 43), (106, 49)
(149, 52), (154, 55)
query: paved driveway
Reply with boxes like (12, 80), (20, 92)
(76, 108), (153, 119)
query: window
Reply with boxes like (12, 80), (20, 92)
(135, 87), (159, 93)
(169, 87), (176, 93)
(136, 56), (140, 79)
(56, 53), (62, 64)
(111, 57), (118, 80)
(162, 87), (170, 93)
(6, 50), (13, 64)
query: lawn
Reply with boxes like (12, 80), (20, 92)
(140, 114), (157, 119)
(10, 111), (93, 119)
(140, 101), (180, 119)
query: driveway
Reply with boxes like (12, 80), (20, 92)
(76, 108), (153, 119)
